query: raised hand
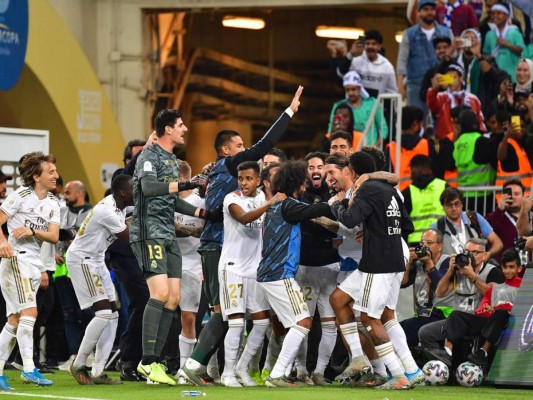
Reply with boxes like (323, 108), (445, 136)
(290, 86), (304, 113)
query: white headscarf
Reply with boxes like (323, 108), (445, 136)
(343, 71), (370, 98)
(516, 58), (533, 93)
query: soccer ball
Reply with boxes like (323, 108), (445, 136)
(422, 360), (449, 385)
(455, 362), (483, 387)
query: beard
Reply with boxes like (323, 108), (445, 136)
(420, 15), (435, 24)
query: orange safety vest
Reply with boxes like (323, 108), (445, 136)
(495, 138), (533, 202)
(387, 138), (429, 191)
(443, 132), (458, 187)
(325, 130), (365, 153)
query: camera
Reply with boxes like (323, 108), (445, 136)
(415, 245), (429, 258)
(515, 237), (527, 251)
(456, 252), (474, 268)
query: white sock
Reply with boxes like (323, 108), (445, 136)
(92, 311), (118, 377)
(314, 321), (337, 375)
(0, 324), (17, 375)
(223, 318), (244, 375)
(247, 324), (271, 371)
(340, 322), (363, 358)
(74, 310), (112, 368)
(294, 337), (308, 376)
(179, 335), (197, 368)
(375, 342), (404, 377)
(370, 358), (387, 378)
(237, 319), (269, 372)
(384, 319), (418, 374)
(270, 326), (309, 379)
(263, 332), (284, 372)
(18, 316), (36, 373)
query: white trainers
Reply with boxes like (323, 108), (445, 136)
(220, 373), (242, 387)
(58, 355), (76, 371)
(235, 368), (258, 387)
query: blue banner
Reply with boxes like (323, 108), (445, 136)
(0, 0), (29, 90)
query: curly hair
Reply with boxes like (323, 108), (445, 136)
(272, 160), (307, 195)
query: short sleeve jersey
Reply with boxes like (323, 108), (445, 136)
(130, 144), (180, 242)
(66, 195), (126, 264)
(0, 187), (60, 261)
(219, 190), (266, 278)
(175, 191), (205, 273)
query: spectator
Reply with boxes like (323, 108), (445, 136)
(427, 63), (486, 139)
(480, 0), (528, 46)
(425, 248), (521, 368)
(419, 238), (504, 351)
(402, 155), (447, 245)
(419, 37), (454, 104)
(436, 0), (478, 37)
(430, 187), (503, 257)
(482, 3), (525, 83)
(493, 60), (532, 119)
(486, 180), (526, 263)
(397, 0), (453, 113)
(327, 71), (388, 147)
(457, 29), (509, 118)
(386, 106), (440, 191)
(509, 0), (533, 47)
(400, 229), (453, 348)
(452, 109), (496, 211)
(338, 30), (397, 97)
(0, 171), (12, 200)
(516, 58), (533, 92)
(320, 104), (364, 153)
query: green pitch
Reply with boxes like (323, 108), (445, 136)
(0, 371), (531, 400)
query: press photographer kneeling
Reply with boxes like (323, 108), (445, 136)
(401, 229), (453, 348)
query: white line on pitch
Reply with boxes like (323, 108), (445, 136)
(0, 393), (107, 400)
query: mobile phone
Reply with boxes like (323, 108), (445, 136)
(439, 74), (455, 85)
(331, 39), (346, 50)
(503, 187), (513, 202)
(456, 37), (472, 48)
(511, 115), (522, 131)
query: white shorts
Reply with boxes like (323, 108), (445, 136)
(68, 258), (116, 310)
(0, 254), (41, 316)
(219, 269), (269, 319)
(337, 270), (355, 286)
(338, 269), (360, 301)
(352, 270), (403, 319)
(180, 270), (202, 313)
(258, 278), (311, 329)
(296, 264), (338, 318)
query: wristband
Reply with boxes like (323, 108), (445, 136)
(30, 227), (35, 236)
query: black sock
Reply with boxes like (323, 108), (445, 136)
(141, 298), (165, 365)
(154, 308), (175, 358)
(190, 312), (228, 365)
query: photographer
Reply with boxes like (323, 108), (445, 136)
(400, 229), (453, 348)
(419, 238), (504, 351)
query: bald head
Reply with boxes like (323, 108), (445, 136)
(64, 180), (87, 207)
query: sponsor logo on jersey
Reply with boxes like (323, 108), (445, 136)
(386, 196), (401, 217)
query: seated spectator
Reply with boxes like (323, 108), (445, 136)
(486, 180), (527, 264)
(402, 155), (446, 245)
(419, 37), (454, 104)
(425, 248), (521, 368)
(329, 131), (354, 157)
(452, 109), (496, 212)
(427, 63), (486, 139)
(494, 60), (532, 119)
(482, 3), (525, 83)
(320, 104), (364, 153)
(386, 106), (440, 191)
(419, 238), (504, 351)
(337, 30), (398, 97)
(430, 187), (503, 257)
(436, 0), (478, 36)
(516, 58), (533, 92)
(327, 71), (388, 147)
(400, 229), (453, 348)
(480, 0), (526, 49)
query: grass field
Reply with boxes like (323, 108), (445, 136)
(0, 371), (531, 400)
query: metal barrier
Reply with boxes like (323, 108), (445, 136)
(459, 185), (501, 216)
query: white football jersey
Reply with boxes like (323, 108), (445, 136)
(0, 187), (60, 262)
(219, 190), (265, 278)
(338, 188), (362, 262)
(175, 191), (205, 273)
(66, 195), (126, 264)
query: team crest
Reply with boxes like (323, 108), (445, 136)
(28, 295), (34, 302)
(151, 260), (157, 269)
(231, 300), (238, 308)
(302, 303), (308, 312)
(99, 288), (105, 295)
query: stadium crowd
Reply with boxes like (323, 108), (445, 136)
(0, 0), (532, 392)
